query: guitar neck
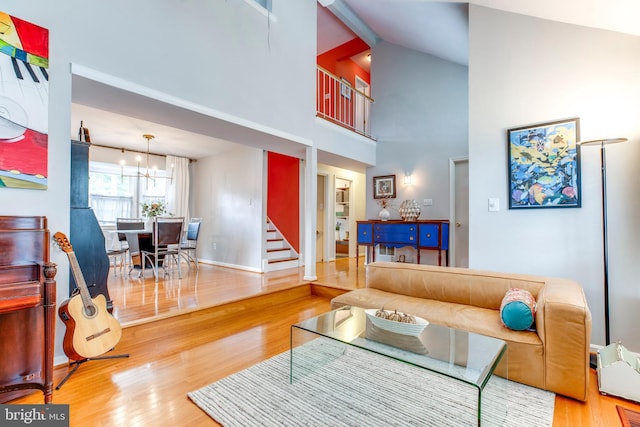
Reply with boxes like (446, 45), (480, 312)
(67, 251), (94, 308)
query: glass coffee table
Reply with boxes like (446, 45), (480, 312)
(290, 306), (507, 426)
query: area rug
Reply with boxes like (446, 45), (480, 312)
(618, 405), (640, 427)
(188, 339), (555, 426)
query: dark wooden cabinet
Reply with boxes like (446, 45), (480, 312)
(70, 140), (111, 309)
(0, 216), (57, 403)
(356, 220), (449, 266)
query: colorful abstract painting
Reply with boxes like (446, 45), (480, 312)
(508, 118), (581, 209)
(0, 11), (49, 189)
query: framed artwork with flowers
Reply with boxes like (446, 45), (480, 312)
(507, 118), (581, 209)
(373, 175), (396, 199)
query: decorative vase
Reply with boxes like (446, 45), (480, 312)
(378, 207), (391, 221)
(399, 200), (421, 221)
(145, 217), (155, 230)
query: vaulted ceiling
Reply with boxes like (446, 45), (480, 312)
(74, 1), (640, 160)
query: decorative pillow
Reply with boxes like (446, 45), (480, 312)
(500, 288), (536, 331)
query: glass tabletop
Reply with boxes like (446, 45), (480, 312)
(291, 305), (506, 389)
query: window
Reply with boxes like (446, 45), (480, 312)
(89, 161), (168, 226)
(244, 0), (275, 18)
(253, 0), (272, 12)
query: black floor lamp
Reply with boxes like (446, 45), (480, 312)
(577, 137), (628, 364)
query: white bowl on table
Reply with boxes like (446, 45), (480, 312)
(365, 309), (429, 336)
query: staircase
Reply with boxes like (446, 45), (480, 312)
(265, 221), (299, 272)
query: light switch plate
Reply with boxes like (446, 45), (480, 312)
(488, 198), (499, 212)
(423, 199), (433, 206)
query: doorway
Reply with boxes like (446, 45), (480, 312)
(354, 76), (370, 136)
(449, 158), (469, 267)
(316, 174), (327, 262)
(334, 177), (351, 258)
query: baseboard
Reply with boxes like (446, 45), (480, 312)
(54, 355), (69, 367)
(198, 258), (262, 273)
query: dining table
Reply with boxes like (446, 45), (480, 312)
(118, 229), (159, 273)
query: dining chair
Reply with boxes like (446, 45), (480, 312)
(106, 245), (127, 277)
(115, 218), (145, 274)
(179, 219), (201, 270)
(141, 217), (184, 282)
(105, 218), (143, 277)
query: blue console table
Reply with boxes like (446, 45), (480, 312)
(356, 220), (449, 266)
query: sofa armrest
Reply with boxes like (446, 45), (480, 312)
(536, 278), (592, 401)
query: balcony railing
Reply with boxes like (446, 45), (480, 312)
(316, 66), (374, 139)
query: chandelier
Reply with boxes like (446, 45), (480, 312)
(119, 134), (173, 186)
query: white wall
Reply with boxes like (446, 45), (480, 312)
(190, 146), (264, 271)
(315, 118), (377, 167)
(469, 6), (640, 350)
(368, 41), (469, 222)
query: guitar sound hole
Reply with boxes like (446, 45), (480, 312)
(84, 305), (97, 318)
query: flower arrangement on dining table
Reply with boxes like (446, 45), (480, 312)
(141, 201), (167, 218)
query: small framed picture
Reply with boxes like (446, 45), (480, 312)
(507, 117), (581, 209)
(373, 175), (396, 199)
(340, 78), (351, 100)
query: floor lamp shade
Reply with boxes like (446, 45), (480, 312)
(577, 137), (628, 346)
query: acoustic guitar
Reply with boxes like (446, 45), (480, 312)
(53, 232), (122, 361)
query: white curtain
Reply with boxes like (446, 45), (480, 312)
(165, 155), (190, 221)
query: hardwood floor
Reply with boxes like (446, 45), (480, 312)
(9, 258), (640, 426)
(109, 255), (367, 327)
(109, 261), (317, 326)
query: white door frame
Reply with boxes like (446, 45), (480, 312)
(317, 173), (329, 262)
(354, 75), (370, 135)
(334, 176), (352, 259)
(449, 157), (469, 267)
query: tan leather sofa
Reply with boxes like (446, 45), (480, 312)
(330, 261), (592, 401)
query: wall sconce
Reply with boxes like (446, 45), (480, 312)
(404, 174), (412, 185)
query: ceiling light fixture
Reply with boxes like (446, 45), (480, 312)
(119, 134), (174, 186)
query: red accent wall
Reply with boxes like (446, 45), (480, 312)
(317, 38), (369, 77)
(317, 38), (370, 127)
(267, 152), (299, 253)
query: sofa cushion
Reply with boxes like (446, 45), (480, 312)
(365, 262), (546, 310)
(500, 288), (536, 331)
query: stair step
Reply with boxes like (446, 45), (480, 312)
(265, 257), (300, 272)
(267, 248), (292, 260)
(267, 248), (290, 253)
(267, 240), (285, 250)
(268, 256), (298, 264)
(264, 221), (297, 271)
